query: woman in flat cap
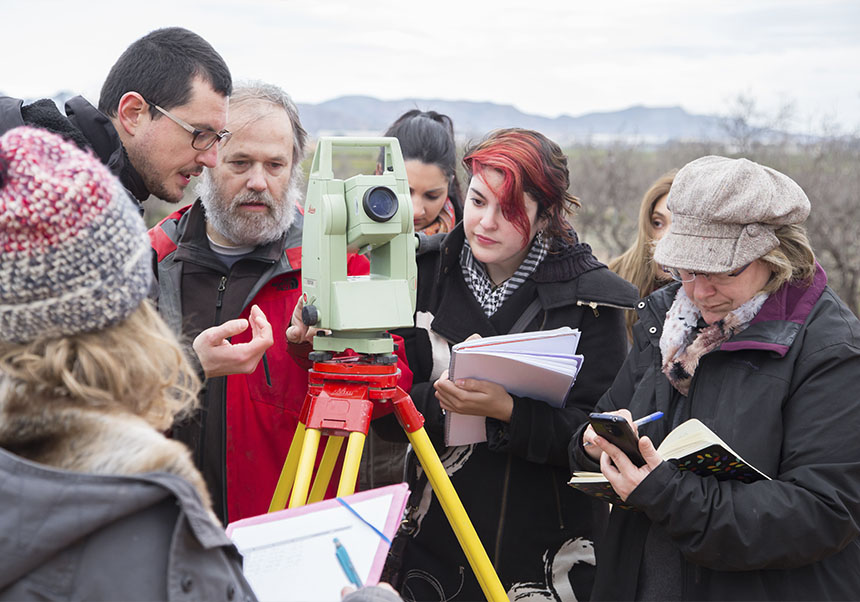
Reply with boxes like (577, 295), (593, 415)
(570, 155), (860, 600)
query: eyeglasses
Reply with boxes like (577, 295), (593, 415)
(149, 101), (230, 151)
(663, 262), (751, 285)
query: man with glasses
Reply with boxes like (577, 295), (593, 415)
(0, 27), (231, 209)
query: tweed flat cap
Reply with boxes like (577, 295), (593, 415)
(653, 155), (810, 273)
(0, 127), (152, 344)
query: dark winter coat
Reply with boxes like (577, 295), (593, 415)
(570, 266), (860, 600)
(0, 95), (149, 207)
(381, 224), (637, 601)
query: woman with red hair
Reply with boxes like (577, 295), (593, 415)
(382, 129), (637, 600)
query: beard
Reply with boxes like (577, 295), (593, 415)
(197, 170), (299, 247)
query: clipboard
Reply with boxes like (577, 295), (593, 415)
(226, 483), (409, 602)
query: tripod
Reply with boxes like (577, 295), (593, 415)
(269, 355), (507, 602)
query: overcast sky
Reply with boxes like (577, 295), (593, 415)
(2, 0), (859, 133)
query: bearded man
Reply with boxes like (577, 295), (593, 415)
(148, 83), (410, 525)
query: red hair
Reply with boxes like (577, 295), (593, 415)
(463, 129), (579, 246)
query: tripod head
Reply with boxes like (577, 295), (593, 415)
(300, 137), (417, 356)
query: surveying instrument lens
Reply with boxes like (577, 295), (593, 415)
(363, 186), (398, 222)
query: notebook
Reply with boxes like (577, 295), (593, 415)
(569, 419), (769, 508)
(445, 327), (583, 446)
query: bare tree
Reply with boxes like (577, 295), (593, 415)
(562, 123), (860, 313)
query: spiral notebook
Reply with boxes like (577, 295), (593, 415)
(226, 483), (409, 602)
(445, 327), (583, 446)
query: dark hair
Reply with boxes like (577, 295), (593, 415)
(383, 109), (463, 215)
(98, 27), (232, 118)
(463, 128), (579, 246)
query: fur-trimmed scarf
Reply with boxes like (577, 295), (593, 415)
(659, 287), (767, 395)
(0, 380), (215, 523)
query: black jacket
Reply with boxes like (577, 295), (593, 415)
(571, 267), (860, 600)
(382, 224), (637, 601)
(0, 95), (149, 208)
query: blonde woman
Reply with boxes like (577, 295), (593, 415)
(608, 170), (677, 340)
(0, 127), (255, 600)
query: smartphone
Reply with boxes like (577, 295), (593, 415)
(589, 412), (645, 467)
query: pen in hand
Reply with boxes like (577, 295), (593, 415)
(632, 411), (664, 427)
(334, 537), (363, 589)
(583, 411), (664, 447)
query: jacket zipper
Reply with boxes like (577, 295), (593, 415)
(215, 276), (227, 323)
(493, 453), (513, 565)
(215, 275), (228, 522)
(576, 299), (636, 317)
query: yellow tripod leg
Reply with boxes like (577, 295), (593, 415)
(406, 426), (508, 602)
(289, 427), (322, 508)
(336, 431), (366, 497)
(269, 422), (308, 512)
(308, 435), (344, 504)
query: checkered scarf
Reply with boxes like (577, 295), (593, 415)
(460, 231), (548, 316)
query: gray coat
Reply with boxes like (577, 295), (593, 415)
(0, 448), (256, 601)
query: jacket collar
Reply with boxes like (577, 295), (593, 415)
(721, 263), (827, 356)
(64, 96), (150, 204)
(639, 264), (828, 356)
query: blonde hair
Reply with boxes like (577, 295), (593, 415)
(609, 170), (677, 340)
(0, 300), (199, 431)
(759, 224), (817, 294)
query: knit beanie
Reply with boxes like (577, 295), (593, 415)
(0, 126), (152, 344)
(653, 155), (810, 273)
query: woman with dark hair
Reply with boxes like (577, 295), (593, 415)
(380, 109), (463, 234)
(381, 129), (637, 601)
(609, 170), (677, 341)
(361, 109), (466, 491)
(571, 156), (860, 600)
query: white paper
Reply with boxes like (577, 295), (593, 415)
(229, 494), (394, 602)
(445, 328), (583, 446)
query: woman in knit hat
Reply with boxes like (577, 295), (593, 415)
(570, 155), (860, 600)
(0, 126), (257, 600)
(360, 109), (465, 492)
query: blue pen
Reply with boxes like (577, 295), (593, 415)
(334, 537), (363, 588)
(633, 411), (664, 427)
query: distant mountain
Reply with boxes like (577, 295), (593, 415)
(4, 91), (729, 144)
(296, 96), (728, 144)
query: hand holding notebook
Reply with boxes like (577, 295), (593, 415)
(444, 327), (584, 446)
(570, 419), (769, 508)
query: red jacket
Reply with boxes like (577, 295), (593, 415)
(149, 202), (412, 522)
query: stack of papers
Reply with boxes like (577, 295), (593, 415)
(445, 327), (583, 445)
